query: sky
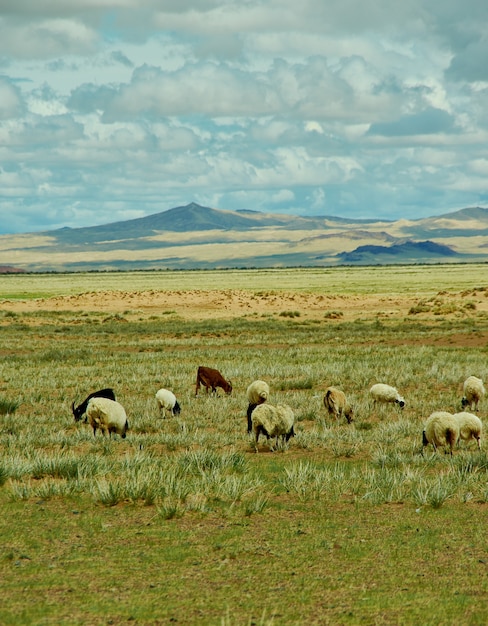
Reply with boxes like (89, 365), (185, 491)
(1, 1), (488, 234)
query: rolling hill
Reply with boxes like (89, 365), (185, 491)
(1, 202), (488, 271)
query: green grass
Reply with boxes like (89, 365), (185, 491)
(1, 267), (488, 623)
(0, 398), (20, 415)
(2, 263), (488, 300)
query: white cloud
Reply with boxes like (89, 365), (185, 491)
(0, 78), (23, 119)
(0, 18), (98, 59)
(0, 1), (487, 234)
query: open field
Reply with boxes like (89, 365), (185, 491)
(2, 264), (488, 323)
(1, 265), (488, 624)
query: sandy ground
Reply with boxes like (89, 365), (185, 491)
(1, 287), (487, 323)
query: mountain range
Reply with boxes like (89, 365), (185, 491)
(1, 202), (488, 272)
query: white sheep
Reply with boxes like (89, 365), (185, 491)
(453, 411), (482, 450)
(422, 411), (459, 456)
(155, 388), (181, 418)
(461, 376), (485, 411)
(250, 403), (295, 451)
(370, 383), (405, 409)
(246, 380), (270, 433)
(324, 386), (353, 423)
(85, 397), (129, 439)
(247, 380), (270, 405)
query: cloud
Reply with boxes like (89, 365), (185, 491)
(0, 1), (487, 234)
(0, 17), (98, 59)
(368, 107), (457, 136)
(110, 50), (133, 67)
(446, 36), (488, 83)
(0, 77), (24, 118)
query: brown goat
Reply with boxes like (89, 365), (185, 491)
(195, 366), (232, 396)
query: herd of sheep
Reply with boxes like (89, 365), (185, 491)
(71, 367), (485, 455)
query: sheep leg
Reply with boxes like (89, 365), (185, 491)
(247, 404), (257, 433)
(285, 427), (295, 442)
(255, 426), (262, 444)
(251, 427), (261, 453)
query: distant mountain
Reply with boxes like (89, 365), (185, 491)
(337, 240), (460, 264)
(0, 265), (26, 274)
(403, 206), (488, 239)
(48, 202), (349, 245)
(1, 203), (488, 271)
(435, 207), (488, 221)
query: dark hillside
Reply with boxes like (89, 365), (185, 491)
(337, 240), (460, 264)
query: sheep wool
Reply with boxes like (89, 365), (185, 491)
(86, 397), (129, 439)
(155, 388), (181, 418)
(461, 376), (485, 411)
(324, 386), (353, 423)
(453, 411), (482, 450)
(246, 380), (270, 405)
(246, 380), (270, 433)
(251, 403), (295, 451)
(370, 383), (405, 408)
(422, 411), (459, 456)
(72, 388), (116, 423)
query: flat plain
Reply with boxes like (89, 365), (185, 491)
(1, 265), (488, 625)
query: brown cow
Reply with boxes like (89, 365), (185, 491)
(195, 366), (232, 396)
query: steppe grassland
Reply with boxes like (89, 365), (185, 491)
(1, 266), (488, 624)
(1, 263), (488, 299)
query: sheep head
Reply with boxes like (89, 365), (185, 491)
(72, 401), (83, 422)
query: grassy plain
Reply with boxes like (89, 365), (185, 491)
(1, 263), (488, 299)
(1, 265), (488, 625)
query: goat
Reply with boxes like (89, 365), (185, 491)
(195, 366), (232, 396)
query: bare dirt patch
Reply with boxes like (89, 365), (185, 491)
(3, 288), (487, 322)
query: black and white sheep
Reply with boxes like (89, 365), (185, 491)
(453, 411), (483, 450)
(155, 388), (181, 418)
(461, 376), (485, 411)
(85, 397), (129, 439)
(246, 380), (270, 433)
(250, 403), (295, 451)
(72, 388), (116, 423)
(422, 411), (459, 456)
(323, 386), (353, 423)
(370, 383), (405, 409)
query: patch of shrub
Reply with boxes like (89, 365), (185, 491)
(324, 310), (343, 319)
(279, 310), (300, 318)
(0, 398), (20, 415)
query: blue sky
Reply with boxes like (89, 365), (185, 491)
(1, 0), (488, 234)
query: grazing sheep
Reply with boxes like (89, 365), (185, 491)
(422, 411), (459, 456)
(72, 388), (116, 423)
(370, 383), (405, 409)
(461, 376), (485, 411)
(251, 403), (295, 451)
(155, 388), (181, 418)
(453, 411), (482, 450)
(195, 366), (232, 396)
(246, 380), (270, 433)
(85, 397), (129, 439)
(324, 386), (353, 424)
